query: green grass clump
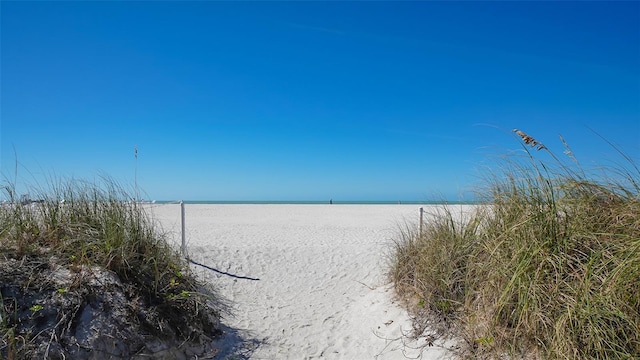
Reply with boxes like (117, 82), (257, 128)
(0, 177), (221, 358)
(1, 178), (191, 302)
(391, 131), (640, 359)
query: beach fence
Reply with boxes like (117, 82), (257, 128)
(165, 202), (428, 256)
(155, 201), (260, 280)
(158, 200), (187, 258)
(143, 200), (189, 257)
(181, 200), (186, 257)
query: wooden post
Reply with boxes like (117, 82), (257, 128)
(419, 207), (424, 236)
(181, 200), (186, 258)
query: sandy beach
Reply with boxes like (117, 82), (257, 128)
(151, 204), (464, 359)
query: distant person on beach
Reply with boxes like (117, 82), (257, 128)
(330, 199), (333, 205)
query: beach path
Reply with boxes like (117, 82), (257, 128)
(151, 204), (456, 359)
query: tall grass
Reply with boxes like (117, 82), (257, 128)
(1, 178), (181, 296)
(0, 176), (220, 357)
(391, 131), (640, 359)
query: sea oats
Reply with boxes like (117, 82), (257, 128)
(513, 129), (547, 151)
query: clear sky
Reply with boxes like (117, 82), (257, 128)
(2, 1), (639, 201)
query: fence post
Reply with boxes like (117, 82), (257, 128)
(419, 207), (424, 236)
(181, 200), (186, 258)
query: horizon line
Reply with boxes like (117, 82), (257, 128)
(152, 200), (481, 205)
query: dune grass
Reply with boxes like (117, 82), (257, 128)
(391, 131), (640, 359)
(0, 177), (221, 358)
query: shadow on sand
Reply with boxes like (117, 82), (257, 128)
(211, 324), (264, 360)
(188, 258), (261, 281)
(187, 258), (264, 359)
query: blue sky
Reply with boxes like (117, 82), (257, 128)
(2, 1), (639, 201)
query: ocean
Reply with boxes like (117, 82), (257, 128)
(153, 200), (479, 205)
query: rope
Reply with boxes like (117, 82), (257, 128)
(188, 258), (260, 281)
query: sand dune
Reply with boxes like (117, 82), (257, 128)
(151, 204), (462, 359)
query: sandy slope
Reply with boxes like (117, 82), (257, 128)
(151, 204), (462, 359)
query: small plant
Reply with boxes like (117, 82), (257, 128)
(168, 290), (191, 300)
(435, 300), (452, 314)
(28, 304), (44, 320)
(474, 336), (494, 345)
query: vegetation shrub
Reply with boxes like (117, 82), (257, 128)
(391, 131), (640, 359)
(0, 177), (222, 359)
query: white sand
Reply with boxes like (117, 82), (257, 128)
(151, 204), (465, 359)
